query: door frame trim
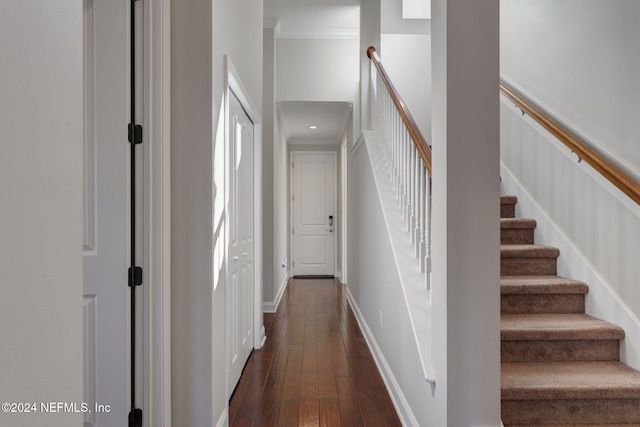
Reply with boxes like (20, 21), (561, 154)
(223, 55), (265, 400)
(290, 151), (338, 277)
(142, 0), (172, 424)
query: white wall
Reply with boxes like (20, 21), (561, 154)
(276, 38), (359, 104)
(380, 34), (432, 139)
(0, 2), (84, 426)
(432, 0), (501, 424)
(263, 27), (277, 305)
(501, 0), (640, 176)
(347, 140), (433, 426)
(381, 0), (430, 35)
(500, 1), (640, 366)
(171, 0), (262, 424)
(272, 116), (289, 306)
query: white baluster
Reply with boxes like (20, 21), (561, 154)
(424, 173), (431, 291)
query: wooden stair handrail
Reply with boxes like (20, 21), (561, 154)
(368, 46), (432, 176)
(500, 79), (640, 206)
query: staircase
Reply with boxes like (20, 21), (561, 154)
(500, 195), (640, 426)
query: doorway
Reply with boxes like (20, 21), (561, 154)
(290, 152), (338, 276)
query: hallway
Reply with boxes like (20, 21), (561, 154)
(229, 278), (402, 426)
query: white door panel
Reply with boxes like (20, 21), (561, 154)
(227, 91), (254, 397)
(82, 0), (129, 424)
(292, 153), (337, 276)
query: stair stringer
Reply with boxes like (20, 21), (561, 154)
(501, 162), (640, 369)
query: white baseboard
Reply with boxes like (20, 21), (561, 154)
(262, 273), (289, 313)
(216, 407), (228, 427)
(501, 163), (640, 369)
(345, 286), (419, 427)
(335, 270), (342, 283)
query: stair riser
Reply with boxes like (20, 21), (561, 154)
(502, 339), (620, 362)
(501, 204), (516, 219)
(502, 398), (640, 424)
(501, 258), (557, 276)
(501, 229), (534, 245)
(501, 294), (584, 314)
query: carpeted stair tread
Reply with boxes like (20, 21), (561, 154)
(502, 361), (640, 400)
(501, 276), (588, 295)
(501, 218), (537, 229)
(501, 218), (537, 244)
(501, 245), (560, 258)
(501, 313), (625, 341)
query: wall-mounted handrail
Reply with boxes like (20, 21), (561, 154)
(368, 46), (432, 176)
(500, 79), (640, 206)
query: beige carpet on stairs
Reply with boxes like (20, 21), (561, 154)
(500, 195), (640, 426)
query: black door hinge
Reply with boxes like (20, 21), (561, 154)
(128, 267), (143, 287)
(128, 124), (143, 144)
(128, 408), (142, 427)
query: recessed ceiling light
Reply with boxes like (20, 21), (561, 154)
(308, 125), (318, 130)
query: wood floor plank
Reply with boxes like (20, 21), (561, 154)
(281, 344), (303, 402)
(298, 399), (319, 426)
(350, 357), (386, 427)
(336, 376), (364, 427)
(374, 386), (403, 426)
(330, 330), (350, 377)
(276, 401), (299, 427)
(230, 278), (399, 427)
(319, 398), (341, 427)
(252, 369), (285, 427)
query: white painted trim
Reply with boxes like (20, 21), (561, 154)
(83, 0), (96, 254)
(215, 408), (228, 427)
(83, 296), (96, 426)
(263, 273), (289, 313)
(340, 135), (349, 285)
(277, 28), (359, 40)
(501, 162), (640, 369)
(351, 132), (365, 155)
(223, 55), (265, 396)
(290, 151), (338, 277)
(143, 0), (172, 424)
(345, 286), (419, 427)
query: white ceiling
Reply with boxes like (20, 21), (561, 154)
(278, 101), (353, 145)
(265, 0), (360, 145)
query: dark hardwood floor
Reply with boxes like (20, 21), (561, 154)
(229, 278), (402, 427)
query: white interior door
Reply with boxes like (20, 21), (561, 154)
(227, 91), (255, 396)
(82, 0), (130, 424)
(291, 152), (337, 276)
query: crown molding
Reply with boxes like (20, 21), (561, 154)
(276, 28), (359, 40)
